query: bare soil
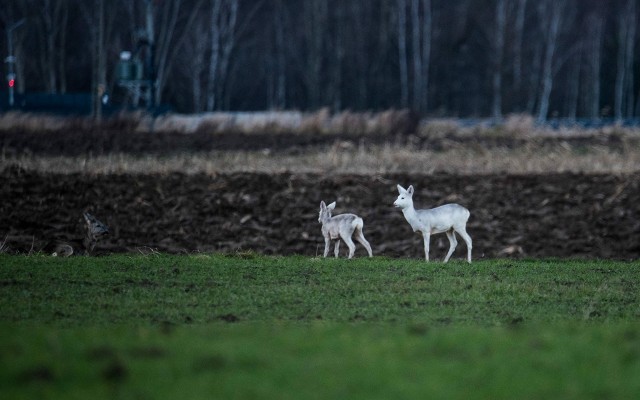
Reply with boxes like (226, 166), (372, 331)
(2, 167), (639, 260)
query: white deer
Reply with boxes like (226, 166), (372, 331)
(318, 201), (373, 259)
(394, 184), (472, 263)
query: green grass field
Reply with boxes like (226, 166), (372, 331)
(1, 254), (639, 399)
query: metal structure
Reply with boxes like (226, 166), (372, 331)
(5, 19), (25, 107)
(116, 0), (156, 109)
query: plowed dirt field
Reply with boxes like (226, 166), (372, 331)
(2, 167), (639, 259)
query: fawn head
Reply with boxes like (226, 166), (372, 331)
(394, 184), (414, 209)
(318, 201), (336, 223)
(83, 212), (109, 241)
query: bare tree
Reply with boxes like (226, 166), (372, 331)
(349, 1), (369, 109)
(329, 3), (345, 111)
(206, 0), (238, 111)
(512, 0), (527, 90)
(0, 0), (638, 118)
(95, 0), (105, 119)
(33, 0), (70, 94)
(180, 14), (209, 112)
(536, 1), (563, 122)
(421, 0), (432, 113)
(78, 0), (108, 118)
(407, 0), (431, 114)
(614, 0), (636, 121)
(0, 1), (28, 94)
(585, 13), (603, 119)
(410, 0), (422, 112)
(397, 0), (409, 108)
(303, 0), (328, 109)
(267, 0), (287, 109)
(491, 0), (506, 121)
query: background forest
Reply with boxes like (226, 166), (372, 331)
(0, 0), (638, 120)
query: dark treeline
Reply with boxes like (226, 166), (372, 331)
(0, 0), (638, 120)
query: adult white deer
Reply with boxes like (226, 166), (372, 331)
(394, 184), (472, 263)
(318, 201), (373, 259)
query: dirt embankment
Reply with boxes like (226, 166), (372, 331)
(0, 126), (634, 157)
(2, 168), (639, 260)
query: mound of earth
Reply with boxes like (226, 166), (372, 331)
(0, 126), (633, 156)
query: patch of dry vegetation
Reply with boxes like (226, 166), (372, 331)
(0, 109), (418, 136)
(2, 111), (640, 175)
(5, 141), (640, 175)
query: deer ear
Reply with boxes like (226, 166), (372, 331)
(407, 185), (414, 195)
(327, 202), (336, 210)
(397, 184), (406, 194)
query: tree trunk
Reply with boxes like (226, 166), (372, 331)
(513, 0), (527, 90)
(95, 0), (105, 120)
(304, 0), (328, 109)
(330, 4), (345, 111)
(614, 0), (636, 121)
(154, 0), (182, 107)
(421, 0), (432, 114)
(624, 1), (635, 118)
(536, 1), (562, 122)
(273, 0), (287, 109)
(206, 0), (222, 111)
(491, 0), (506, 121)
(184, 16), (208, 112)
(57, 1), (69, 93)
(217, 0), (238, 110)
(350, 1), (369, 110)
(38, 0), (59, 93)
(410, 0), (422, 113)
(397, 0), (409, 109)
(204, 0), (239, 111)
(586, 14), (603, 119)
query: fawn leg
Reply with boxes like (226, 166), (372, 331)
(443, 229), (458, 263)
(340, 233), (357, 259)
(354, 228), (373, 257)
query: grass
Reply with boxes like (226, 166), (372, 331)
(1, 254), (640, 398)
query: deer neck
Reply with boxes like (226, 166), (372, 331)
(83, 236), (95, 253)
(401, 205), (422, 231)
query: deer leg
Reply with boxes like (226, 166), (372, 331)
(422, 231), (431, 261)
(444, 229), (458, 263)
(354, 227), (373, 257)
(323, 236), (331, 258)
(334, 240), (341, 258)
(455, 226), (473, 263)
(340, 233), (357, 259)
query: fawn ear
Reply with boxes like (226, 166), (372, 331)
(397, 184), (406, 194)
(407, 185), (414, 196)
(320, 201), (326, 210)
(327, 202), (336, 210)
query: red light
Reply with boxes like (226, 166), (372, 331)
(8, 79), (14, 88)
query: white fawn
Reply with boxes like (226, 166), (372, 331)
(318, 201), (373, 259)
(394, 184), (472, 263)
